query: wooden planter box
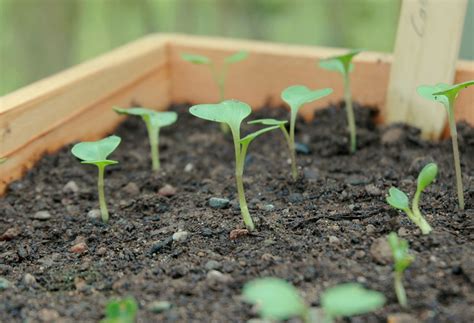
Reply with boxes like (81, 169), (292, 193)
(1, 33), (473, 195)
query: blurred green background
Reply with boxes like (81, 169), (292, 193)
(1, 0), (473, 96)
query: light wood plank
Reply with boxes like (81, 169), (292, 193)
(385, 0), (468, 140)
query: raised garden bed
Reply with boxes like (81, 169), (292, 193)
(1, 34), (474, 322)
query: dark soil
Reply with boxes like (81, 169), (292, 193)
(1, 102), (473, 323)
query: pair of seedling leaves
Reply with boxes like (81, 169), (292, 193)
(386, 163), (438, 235)
(101, 296), (137, 323)
(243, 278), (385, 323)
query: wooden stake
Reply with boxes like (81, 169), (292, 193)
(385, 0), (467, 140)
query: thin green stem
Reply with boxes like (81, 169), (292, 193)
(405, 203), (432, 235)
(236, 142), (254, 231)
(289, 112), (298, 180)
(447, 105), (464, 210)
(344, 74), (356, 154)
(97, 165), (109, 223)
(394, 271), (407, 308)
(146, 124), (160, 171)
(280, 125), (297, 180)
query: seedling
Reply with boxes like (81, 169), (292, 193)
(386, 163), (438, 235)
(319, 49), (361, 153)
(114, 107), (177, 171)
(280, 85), (333, 180)
(387, 232), (414, 308)
(101, 296), (138, 323)
(189, 100), (279, 231)
(71, 135), (121, 223)
(417, 81), (474, 210)
(243, 278), (385, 323)
(181, 50), (249, 133)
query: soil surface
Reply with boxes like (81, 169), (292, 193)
(1, 102), (473, 323)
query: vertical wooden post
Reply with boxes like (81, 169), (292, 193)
(385, 0), (467, 140)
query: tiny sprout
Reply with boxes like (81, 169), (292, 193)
(114, 107), (177, 171)
(242, 277), (308, 322)
(101, 296), (138, 323)
(388, 232), (414, 308)
(386, 163), (438, 235)
(189, 100), (279, 231)
(243, 278), (385, 323)
(71, 135), (121, 223)
(417, 80), (474, 210)
(281, 85), (333, 180)
(319, 49), (362, 153)
(181, 50), (249, 133)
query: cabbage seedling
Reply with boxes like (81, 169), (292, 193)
(242, 278), (385, 323)
(319, 49), (361, 153)
(386, 163), (438, 235)
(71, 135), (121, 223)
(417, 81), (474, 210)
(101, 296), (138, 323)
(189, 100), (279, 231)
(387, 232), (414, 308)
(281, 85), (333, 179)
(114, 107), (177, 171)
(181, 51), (248, 133)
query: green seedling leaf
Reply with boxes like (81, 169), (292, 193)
(321, 283), (385, 319)
(242, 278), (307, 321)
(417, 163), (438, 192)
(189, 100), (251, 135)
(224, 50), (249, 64)
(180, 53), (210, 65)
(101, 296), (138, 323)
(115, 107), (177, 128)
(416, 83), (451, 107)
(386, 187), (409, 211)
(114, 107), (177, 171)
(319, 49), (362, 75)
(432, 80), (474, 101)
(248, 118), (288, 126)
(281, 85), (333, 113)
(240, 125), (280, 146)
(71, 135), (121, 167)
(388, 232), (414, 273)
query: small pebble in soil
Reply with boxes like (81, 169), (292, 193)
(147, 300), (172, 313)
(148, 237), (173, 255)
(87, 209), (101, 220)
(122, 182), (140, 196)
(365, 184), (382, 196)
(229, 228), (249, 240)
(184, 163), (194, 172)
(328, 236), (340, 245)
(70, 242), (88, 254)
(172, 231), (189, 243)
(295, 142), (311, 154)
(158, 184), (177, 197)
(38, 309), (60, 322)
(31, 211), (51, 221)
(63, 180), (79, 193)
(387, 313), (420, 323)
(206, 270), (233, 289)
(262, 204), (275, 212)
(96, 247), (107, 256)
(366, 224), (376, 234)
(370, 237), (392, 265)
(0, 227), (20, 241)
(397, 227), (409, 237)
(205, 260), (222, 271)
(23, 273), (37, 286)
(209, 197), (230, 209)
(0, 277), (11, 290)
(381, 127), (404, 145)
(345, 175), (369, 185)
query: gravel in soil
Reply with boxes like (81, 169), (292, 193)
(1, 102), (473, 322)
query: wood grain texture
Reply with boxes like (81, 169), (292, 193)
(385, 0), (468, 140)
(1, 33), (473, 195)
(0, 35), (171, 194)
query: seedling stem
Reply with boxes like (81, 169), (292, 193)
(394, 271), (407, 308)
(344, 73), (356, 153)
(97, 165), (109, 223)
(447, 98), (464, 210)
